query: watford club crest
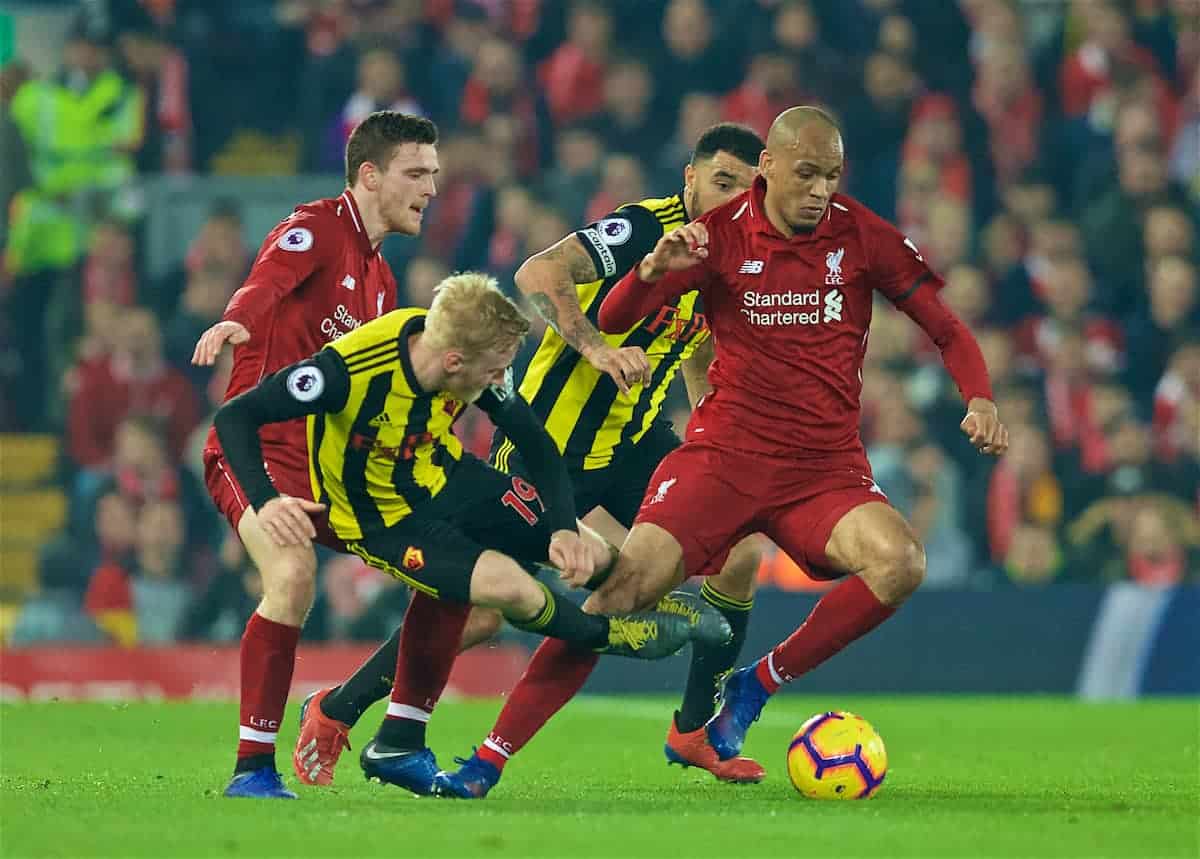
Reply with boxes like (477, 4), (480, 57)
(402, 546), (425, 572)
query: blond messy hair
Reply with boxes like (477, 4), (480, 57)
(424, 271), (530, 357)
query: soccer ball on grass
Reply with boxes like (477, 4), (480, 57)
(786, 711), (887, 800)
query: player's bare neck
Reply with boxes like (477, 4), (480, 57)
(763, 196), (796, 238)
(405, 333), (441, 393)
(348, 186), (388, 249)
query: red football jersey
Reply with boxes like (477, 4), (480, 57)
(203, 190), (398, 484)
(602, 177), (988, 458)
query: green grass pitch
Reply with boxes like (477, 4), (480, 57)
(1, 696), (1197, 858)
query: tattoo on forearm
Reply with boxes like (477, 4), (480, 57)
(529, 239), (606, 354)
(529, 293), (560, 332)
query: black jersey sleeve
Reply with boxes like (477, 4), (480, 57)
(475, 370), (577, 534)
(214, 349), (351, 510)
(573, 203), (667, 281)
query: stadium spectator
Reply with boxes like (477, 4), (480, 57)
(1014, 257), (1124, 376)
(978, 210), (1025, 283)
(584, 154), (647, 224)
(461, 37), (551, 176)
(540, 123), (602, 224)
(1082, 133), (1188, 305)
(996, 217), (1081, 323)
(151, 200), (247, 320)
(902, 95), (973, 212)
(924, 198), (972, 272)
(1002, 168), (1058, 232)
(1152, 340), (1200, 465)
(722, 52), (802, 138)
(986, 423), (1064, 562)
(115, 6), (192, 173)
(164, 261), (240, 384)
(537, 1), (611, 124)
(402, 255), (450, 308)
(842, 51), (918, 218)
(420, 131), (488, 262)
(653, 91), (723, 188)
(594, 59), (659, 164)
(1058, 0), (1167, 120)
(330, 48), (423, 171)
(1143, 204), (1196, 266)
(44, 218), (138, 418)
(973, 38), (1043, 187)
(1125, 256), (1198, 397)
(424, 2), (491, 126)
(997, 522), (1066, 585)
(1122, 502), (1198, 585)
(6, 13), (141, 279)
(181, 530), (261, 643)
(766, 0), (840, 103)
(10, 540), (106, 646)
(67, 307), (200, 469)
(1065, 470), (1198, 581)
(130, 499), (191, 643)
(939, 264), (994, 336)
(653, 0), (735, 123)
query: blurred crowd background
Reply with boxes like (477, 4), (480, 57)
(0, 0), (1197, 649)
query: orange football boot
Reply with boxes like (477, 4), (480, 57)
(293, 688), (352, 786)
(664, 714), (765, 783)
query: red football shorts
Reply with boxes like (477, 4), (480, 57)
(203, 449), (344, 551)
(634, 440), (891, 580)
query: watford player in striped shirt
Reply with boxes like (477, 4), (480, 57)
(297, 124), (772, 786)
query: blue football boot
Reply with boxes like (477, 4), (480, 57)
(360, 739), (439, 795)
(706, 664), (771, 760)
(432, 751), (501, 799)
(223, 768), (297, 799)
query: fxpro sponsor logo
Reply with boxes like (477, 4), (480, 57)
(740, 288), (845, 326)
(320, 303), (364, 340)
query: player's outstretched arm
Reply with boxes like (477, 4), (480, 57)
(214, 351), (349, 545)
(475, 382), (592, 584)
(516, 234), (650, 394)
(598, 224), (710, 333)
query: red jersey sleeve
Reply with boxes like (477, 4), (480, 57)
(864, 213), (944, 303)
(598, 262), (711, 333)
(222, 208), (339, 335)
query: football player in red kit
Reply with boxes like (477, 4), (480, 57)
(191, 112), (445, 798)
(433, 106), (1009, 798)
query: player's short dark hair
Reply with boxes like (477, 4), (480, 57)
(345, 112), (438, 187)
(692, 123), (765, 168)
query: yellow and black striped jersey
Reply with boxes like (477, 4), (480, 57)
(306, 309), (473, 540)
(213, 307), (580, 543)
(502, 194), (711, 472)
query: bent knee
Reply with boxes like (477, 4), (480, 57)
(872, 535), (925, 600)
(466, 606), (505, 640)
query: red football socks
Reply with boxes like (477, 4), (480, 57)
(755, 576), (895, 694)
(477, 638), (599, 771)
(237, 612), (301, 765)
(379, 593), (471, 749)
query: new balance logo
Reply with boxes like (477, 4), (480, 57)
(823, 289), (844, 323)
(368, 411), (392, 427)
(650, 477), (677, 504)
(739, 260), (764, 275)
